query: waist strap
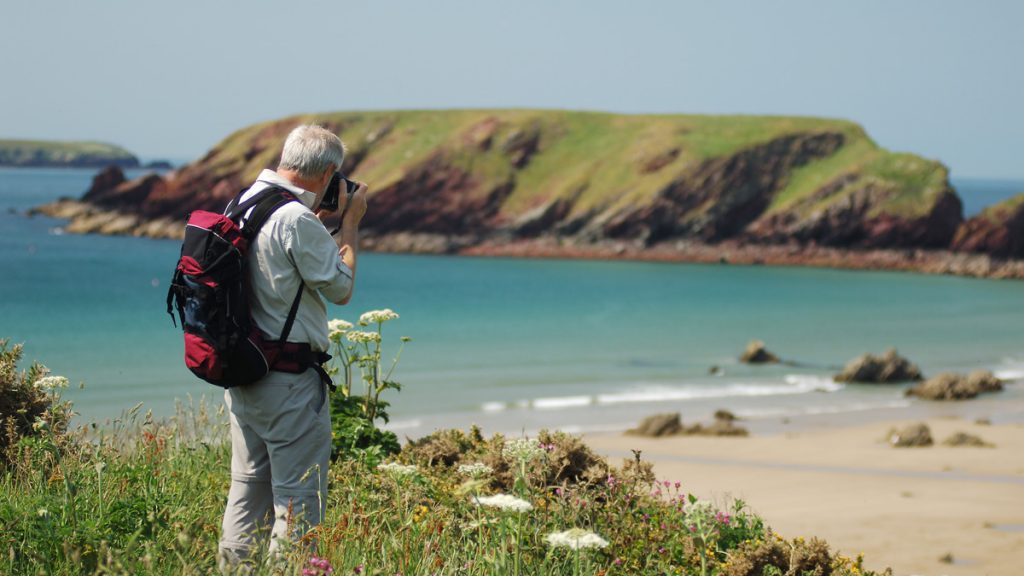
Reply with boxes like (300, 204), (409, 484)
(264, 341), (334, 391)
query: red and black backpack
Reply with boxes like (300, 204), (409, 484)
(166, 186), (310, 388)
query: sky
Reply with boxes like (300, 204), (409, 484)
(1, 0), (1021, 178)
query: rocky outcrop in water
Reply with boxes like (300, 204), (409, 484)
(905, 370), (1003, 400)
(834, 349), (923, 383)
(739, 340), (779, 364)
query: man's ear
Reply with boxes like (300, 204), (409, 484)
(319, 168), (335, 192)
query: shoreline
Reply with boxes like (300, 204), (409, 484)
(584, 414), (1024, 576)
(28, 199), (1024, 280)
(458, 238), (1024, 280)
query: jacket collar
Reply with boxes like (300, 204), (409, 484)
(255, 169), (318, 209)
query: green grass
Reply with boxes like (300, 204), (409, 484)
(863, 153), (949, 218)
(767, 130), (878, 213)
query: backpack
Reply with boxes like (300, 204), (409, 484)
(166, 186), (305, 388)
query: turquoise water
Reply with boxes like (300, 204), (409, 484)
(2, 168), (1023, 437)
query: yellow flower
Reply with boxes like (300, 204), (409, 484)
(412, 504), (430, 523)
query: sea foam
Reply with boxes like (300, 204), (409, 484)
(479, 375), (845, 413)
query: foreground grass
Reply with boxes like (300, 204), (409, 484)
(2, 405), (889, 576)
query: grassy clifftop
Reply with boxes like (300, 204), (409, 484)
(62, 109), (965, 255)
(181, 110), (958, 250)
(204, 109), (944, 221)
(0, 139), (139, 168)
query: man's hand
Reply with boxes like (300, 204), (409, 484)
(342, 182), (368, 224)
(315, 181), (367, 226)
(335, 182), (366, 306)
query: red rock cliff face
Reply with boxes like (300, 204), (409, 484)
(951, 194), (1024, 258)
(600, 132), (846, 245)
(746, 180), (963, 249)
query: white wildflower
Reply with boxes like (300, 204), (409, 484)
(473, 493), (533, 513)
(33, 376), (69, 391)
(457, 462), (494, 478)
(684, 499), (717, 528)
(346, 330), (382, 344)
(546, 528), (609, 550)
(377, 462), (419, 478)
(359, 309), (399, 325)
(327, 319), (353, 342)
(503, 437), (545, 463)
(37, 508), (49, 518)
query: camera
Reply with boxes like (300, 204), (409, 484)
(320, 173), (359, 212)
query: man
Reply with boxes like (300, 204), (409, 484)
(218, 124), (367, 570)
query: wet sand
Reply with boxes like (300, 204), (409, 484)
(586, 417), (1024, 576)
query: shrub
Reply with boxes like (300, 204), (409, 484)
(0, 339), (73, 466)
(722, 534), (890, 576)
(402, 427), (646, 493)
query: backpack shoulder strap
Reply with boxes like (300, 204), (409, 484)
(231, 186), (298, 240)
(233, 185), (307, 344)
(278, 283), (305, 344)
(226, 186), (291, 225)
(223, 187), (248, 216)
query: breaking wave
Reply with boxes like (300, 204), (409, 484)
(480, 375), (843, 413)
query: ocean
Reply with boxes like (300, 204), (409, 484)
(2, 167), (1023, 438)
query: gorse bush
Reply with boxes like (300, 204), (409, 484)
(1, 339), (73, 463)
(1, 337), (892, 575)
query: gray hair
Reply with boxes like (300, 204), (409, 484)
(278, 124), (346, 179)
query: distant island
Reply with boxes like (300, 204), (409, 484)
(0, 138), (173, 170)
(0, 139), (140, 168)
(32, 109), (1024, 278)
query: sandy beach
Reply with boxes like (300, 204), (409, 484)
(586, 416), (1024, 576)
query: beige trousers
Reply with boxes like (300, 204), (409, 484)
(218, 368), (330, 571)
